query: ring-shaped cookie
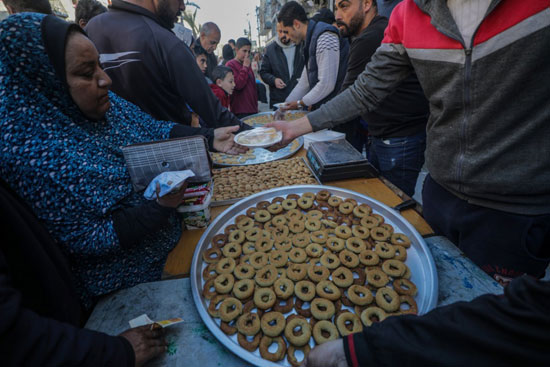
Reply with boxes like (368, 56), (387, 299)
(393, 278), (418, 296)
(287, 345), (311, 367)
(382, 259), (407, 278)
(312, 320), (339, 344)
(370, 226), (390, 242)
(254, 209), (272, 223)
(338, 202), (354, 215)
(288, 219), (305, 233)
(228, 229), (246, 244)
(359, 249), (379, 266)
(375, 287), (400, 312)
(289, 248), (307, 263)
(336, 312), (363, 336)
(391, 233), (411, 248)
(292, 232), (310, 248)
(237, 332), (262, 352)
(310, 230), (328, 244)
(339, 249), (360, 268)
(328, 196), (342, 207)
(315, 280), (341, 301)
(269, 250), (289, 268)
(320, 251), (341, 269)
(366, 268), (389, 288)
(274, 277), (294, 299)
(203, 248), (221, 264)
(216, 257), (236, 274)
(297, 197), (314, 210)
(332, 266), (354, 288)
(345, 237), (367, 254)
(326, 237), (345, 252)
(212, 234), (228, 248)
(305, 219), (322, 232)
(335, 225), (352, 239)
(260, 312), (286, 337)
(307, 265), (330, 282)
(222, 242), (242, 258)
(310, 298), (335, 320)
(249, 252), (268, 270)
(295, 280), (316, 302)
(399, 295), (418, 314)
(254, 287), (276, 309)
(360, 215), (380, 229)
(234, 263), (255, 280)
(374, 242), (396, 259)
(353, 204), (372, 218)
(214, 273), (235, 294)
(219, 297), (242, 322)
(287, 263), (308, 281)
(236, 312), (261, 336)
(348, 284), (373, 306)
(284, 317), (311, 347)
(233, 278), (255, 299)
(305, 243), (323, 258)
(281, 199), (298, 211)
(360, 306), (387, 326)
(255, 265), (278, 287)
(351, 225), (369, 240)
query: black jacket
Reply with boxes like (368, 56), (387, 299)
(259, 40), (304, 108)
(86, 0), (244, 129)
(341, 15), (429, 138)
(0, 181), (134, 366)
(344, 275), (550, 366)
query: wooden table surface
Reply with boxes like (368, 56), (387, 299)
(164, 150), (433, 277)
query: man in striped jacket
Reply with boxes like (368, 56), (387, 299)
(271, 0), (550, 284)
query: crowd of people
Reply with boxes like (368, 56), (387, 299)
(0, 0), (548, 366)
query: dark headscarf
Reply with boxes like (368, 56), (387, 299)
(41, 14), (86, 84)
(0, 13), (181, 306)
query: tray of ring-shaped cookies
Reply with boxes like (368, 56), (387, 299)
(191, 185), (438, 367)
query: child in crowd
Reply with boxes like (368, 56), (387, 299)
(226, 37), (258, 118)
(192, 43), (212, 83)
(210, 66), (235, 110)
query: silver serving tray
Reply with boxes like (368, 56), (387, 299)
(191, 186), (438, 367)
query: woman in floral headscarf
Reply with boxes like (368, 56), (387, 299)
(0, 13), (242, 306)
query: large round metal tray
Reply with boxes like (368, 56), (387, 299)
(191, 186), (438, 367)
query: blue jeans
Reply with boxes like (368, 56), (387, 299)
(369, 131), (426, 197)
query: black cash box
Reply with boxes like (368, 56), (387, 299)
(306, 140), (378, 182)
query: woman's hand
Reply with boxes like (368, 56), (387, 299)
(156, 182), (187, 208)
(266, 116), (314, 151)
(213, 125), (249, 155)
(119, 325), (167, 367)
(301, 339), (348, 367)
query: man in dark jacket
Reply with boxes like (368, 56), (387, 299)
(194, 22), (221, 80)
(303, 275), (550, 367)
(335, 0), (429, 196)
(0, 180), (166, 366)
(269, 0), (550, 283)
(278, 1), (349, 112)
(260, 22), (304, 109)
(86, 0), (245, 130)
